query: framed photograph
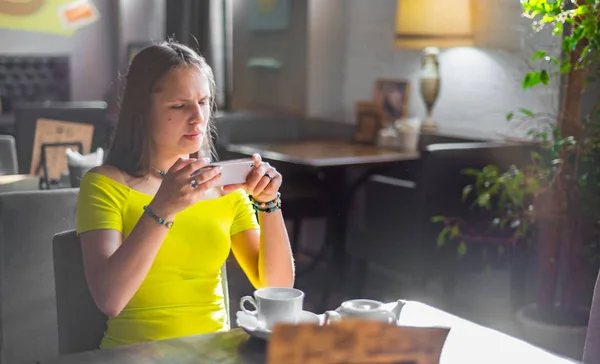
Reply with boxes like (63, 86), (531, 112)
(373, 78), (411, 124)
(126, 42), (152, 65)
(354, 101), (384, 144)
(249, 0), (291, 31)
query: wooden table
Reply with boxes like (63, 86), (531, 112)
(227, 141), (419, 167)
(39, 301), (577, 364)
(227, 141), (420, 310)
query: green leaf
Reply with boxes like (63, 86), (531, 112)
(462, 168), (480, 176)
(522, 72), (542, 89)
(553, 22), (563, 36)
(519, 108), (535, 117)
(506, 111), (514, 121)
(483, 164), (499, 174)
(544, 56), (559, 67)
(518, 221), (530, 238)
(531, 50), (547, 61)
(574, 5), (591, 15)
(573, 25), (585, 42)
(541, 15), (554, 23)
(560, 60), (572, 74)
(540, 69), (550, 85)
(450, 225), (460, 239)
(462, 185), (473, 201)
(477, 193), (491, 209)
(457, 241), (467, 259)
(524, 178), (540, 194)
(437, 228), (449, 247)
(430, 216), (444, 223)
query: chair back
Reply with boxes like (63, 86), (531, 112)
(214, 111), (301, 148)
(414, 142), (537, 273)
(222, 260), (231, 329)
(0, 135), (18, 175)
(14, 101), (108, 174)
(0, 189), (78, 363)
(52, 230), (107, 354)
(53, 230), (231, 354)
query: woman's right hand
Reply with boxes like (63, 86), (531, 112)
(148, 157), (222, 220)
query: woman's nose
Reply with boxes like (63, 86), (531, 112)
(189, 104), (206, 124)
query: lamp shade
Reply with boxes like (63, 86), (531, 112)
(395, 0), (474, 49)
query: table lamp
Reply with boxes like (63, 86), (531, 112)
(395, 0), (474, 131)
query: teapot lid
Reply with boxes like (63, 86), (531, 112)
(341, 299), (384, 311)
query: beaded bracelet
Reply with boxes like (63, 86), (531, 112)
(249, 192), (282, 213)
(143, 205), (174, 229)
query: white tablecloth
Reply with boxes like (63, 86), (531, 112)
(377, 300), (580, 364)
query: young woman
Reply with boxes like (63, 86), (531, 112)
(76, 41), (294, 348)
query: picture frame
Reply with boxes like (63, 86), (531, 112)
(373, 78), (411, 124)
(249, 0), (291, 31)
(353, 101), (384, 144)
(126, 42), (152, 65)
(30, 118), (94, 179)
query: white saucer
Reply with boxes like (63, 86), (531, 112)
(236, 310), (322, 340)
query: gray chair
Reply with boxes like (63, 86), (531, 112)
(584, 269), (600, 363)
(0, 135), (18, 175)
(53, 230), (232, 355)
(213, 111), (302, 148)
(347, 142), (537, 309)
(52, 230), (107, 355)
(14, 101), (109, 175)
(0, 189), (78, 364)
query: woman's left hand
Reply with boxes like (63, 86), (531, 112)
(222, 154), (282, 202)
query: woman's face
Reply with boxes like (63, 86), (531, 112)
(149, 65), (211, 158)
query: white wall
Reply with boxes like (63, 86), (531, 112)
(0, 0), (115, 101)
(0, 0), (167, 102)
(118, 0), (165, 69)
(307, 0), (561, 138)
(306, 0), (348, 120)
(231, 0), (308, 114)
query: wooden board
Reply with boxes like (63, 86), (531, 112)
(29, 118), (94, 179)
(267, 320), (450, 364)
(354, 101), (385, 144)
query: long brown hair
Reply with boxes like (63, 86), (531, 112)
(104, 40), (217, 177)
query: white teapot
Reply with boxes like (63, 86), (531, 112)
(324, 299), (405, 325)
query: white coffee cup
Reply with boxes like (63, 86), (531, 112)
(240, 287), (304, 330)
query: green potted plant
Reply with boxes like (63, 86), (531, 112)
(434, 0), (600, 359)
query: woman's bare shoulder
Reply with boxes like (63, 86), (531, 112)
(88, 165), (128, 185)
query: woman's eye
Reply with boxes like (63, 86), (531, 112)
(171, 104), (185, 109)
(198, 100), (208, 106)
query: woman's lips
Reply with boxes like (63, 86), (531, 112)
(184, 133), (202, 141)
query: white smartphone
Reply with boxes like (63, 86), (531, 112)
(191, 158), (255, 187)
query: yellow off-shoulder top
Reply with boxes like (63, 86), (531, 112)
(76, 172), (259, 348)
